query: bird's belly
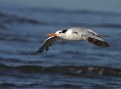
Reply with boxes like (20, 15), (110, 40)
(63, 35), (83, 40)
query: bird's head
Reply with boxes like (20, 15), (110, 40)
(47, 29), (67, 37)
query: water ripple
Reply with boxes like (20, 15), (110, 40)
(0, 63), (121, 77)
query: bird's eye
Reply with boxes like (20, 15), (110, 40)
(59, 32), (62, 33)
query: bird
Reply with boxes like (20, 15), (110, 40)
(32, 27), (110, 55)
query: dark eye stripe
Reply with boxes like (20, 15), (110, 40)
(62, 29), (67, 33)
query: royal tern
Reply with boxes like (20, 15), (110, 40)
(32, 27), (110, 54)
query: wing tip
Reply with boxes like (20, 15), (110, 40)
(100, 42), (110, 47)
(30, 51), (43, 55)
(30, 48), (49, 55)
(87, 37), (110, 47)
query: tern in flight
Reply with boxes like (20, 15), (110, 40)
(32, 27), (110, 54)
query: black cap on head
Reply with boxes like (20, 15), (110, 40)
(62, 29), (67, 33)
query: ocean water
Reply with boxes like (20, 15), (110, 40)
(0, 4), (121, 89)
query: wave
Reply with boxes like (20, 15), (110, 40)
(1, 10), (121, 28)
(0, 82), (42, 88)
(63, 23), (121, 28)
(0, 82), (81, 88)
(0, 63), (121, 77)
(0, 12), (49, 26)
(30, 8), (121, 16)
(0, 83), (18, 87)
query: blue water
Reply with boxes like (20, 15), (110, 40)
(0, 3), (121, 89)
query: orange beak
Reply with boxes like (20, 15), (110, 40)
(47, 33), (57, 37)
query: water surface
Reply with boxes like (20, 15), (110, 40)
(0, 3), (121, 89)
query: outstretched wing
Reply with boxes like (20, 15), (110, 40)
(32, 36), (58, 55)
(82, 30), (110, 47)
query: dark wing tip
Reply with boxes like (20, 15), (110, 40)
(87, 37), (110, 47)
(30, 50), (43, 55)
(31, 47), (49, 55)
(31, 36), (57, 55)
